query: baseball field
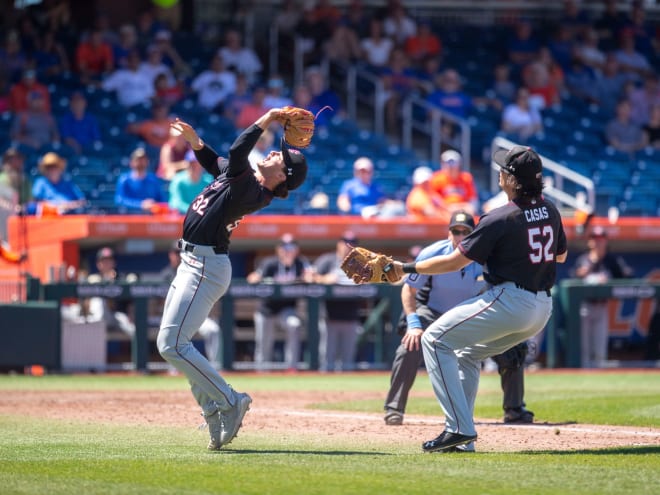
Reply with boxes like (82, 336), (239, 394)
(1, 369), (659, 495)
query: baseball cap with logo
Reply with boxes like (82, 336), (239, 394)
(492, 146), (542, 181)
(449, 210), (475, 232)
(280, 138), (308, 191)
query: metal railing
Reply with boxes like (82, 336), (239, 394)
(401, 96), (472, 167)
(345, 65), (386, 134)
(491, 136), (596, 215)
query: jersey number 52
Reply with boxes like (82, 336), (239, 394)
(528, 225), (554, 263)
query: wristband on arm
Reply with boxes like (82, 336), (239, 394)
(406, 313), (422, 330)
(402, 262), (418, 274)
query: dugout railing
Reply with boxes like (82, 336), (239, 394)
(24, 278), (403, 372)
(18, 278), (660, 371)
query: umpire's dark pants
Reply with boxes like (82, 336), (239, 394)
(384, 306), (527, 413)
(384, 305), (440, 413)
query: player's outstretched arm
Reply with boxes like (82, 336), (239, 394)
(254, 108), (284, 131)
(395, 248), (471, 277)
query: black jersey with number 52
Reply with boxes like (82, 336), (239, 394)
(182, 125), (273, 252)
(458, 197), (567, 292)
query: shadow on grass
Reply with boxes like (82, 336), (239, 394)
(476, 420), (578, 426)
(519, 445), (660, 455)
(212, 449), (391, 456)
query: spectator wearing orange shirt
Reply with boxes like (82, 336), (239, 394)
(429, 150), (478, 216)
(9, 69), (50, 113)
(405, 166), (449, 220)
(404, 21), (442, 64)
(75, 28), (114, 84)
(126, 101), (173, 148)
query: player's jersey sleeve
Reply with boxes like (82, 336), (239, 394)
(458, 210), (502, 265)
(194, 144), (222, 178)
(227, 124), (261, 176)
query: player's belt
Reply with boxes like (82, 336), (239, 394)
(178, 239), (226, 255)
(514, 283), (551, 297)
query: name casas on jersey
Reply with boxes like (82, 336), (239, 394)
(524, 206), (549, 223)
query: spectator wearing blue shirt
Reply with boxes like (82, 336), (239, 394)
(59, 91), (101, 154)
(168, 150), (213, 214)
(115, 147), (165, 213)
(305, 66), (342, 127)
(337, 157), (392, 217)
(425, 68), (473, 145)
(506, 18), (540, 73)
(425, 69), (472, 119)
(32, 152), (86, 214)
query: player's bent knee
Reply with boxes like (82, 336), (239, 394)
(156, 330), (176, 357)
(421, 331), (435, 349)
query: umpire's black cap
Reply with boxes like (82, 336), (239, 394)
(449, 210), (475, 232)
(281, 138), (308, 191)
(493, 145), (542, 181)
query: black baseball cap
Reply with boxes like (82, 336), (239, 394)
(493, 146), (542, 181)
(281, 138), (308, 191)
(449, 211), (475, 232)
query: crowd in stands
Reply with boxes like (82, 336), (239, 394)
(0, 0), (659, 223)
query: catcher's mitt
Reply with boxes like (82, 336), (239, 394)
(340, 247), (401, 284)
(278, 106), (316, 148)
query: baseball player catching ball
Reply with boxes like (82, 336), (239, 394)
(157, 108), (308, 450)
(387, 145), (567, 452)
(384, 211), (536, 445)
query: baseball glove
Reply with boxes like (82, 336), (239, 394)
(340, 247), (401, 284)
(278, 106), (315, 148)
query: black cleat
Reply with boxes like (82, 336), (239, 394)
(422, 431), (477, 453)
(504, 407), (534, 424)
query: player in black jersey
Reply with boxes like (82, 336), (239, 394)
(157, 108), (308, 450)
(391, 145), (568, 452)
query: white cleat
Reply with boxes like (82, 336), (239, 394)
(219, 392), (252, 446)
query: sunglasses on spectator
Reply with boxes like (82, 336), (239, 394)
(450, 228), (472, 236)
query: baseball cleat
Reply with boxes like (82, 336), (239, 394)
(205, 411), (223, 451)
(503, 407), (534, 424)
(422, 431), (477, 453)
(384, 410), (403, 425)
(220, 392), (252, 446)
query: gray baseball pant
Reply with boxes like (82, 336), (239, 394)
(157, 250), (237, 416)
(422, 283), (552, 436)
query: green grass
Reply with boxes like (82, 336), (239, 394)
(1, 372), (659, 495)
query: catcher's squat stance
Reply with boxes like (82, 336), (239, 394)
(158, 107), (313, 450)
(343, 146), (567, 452)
